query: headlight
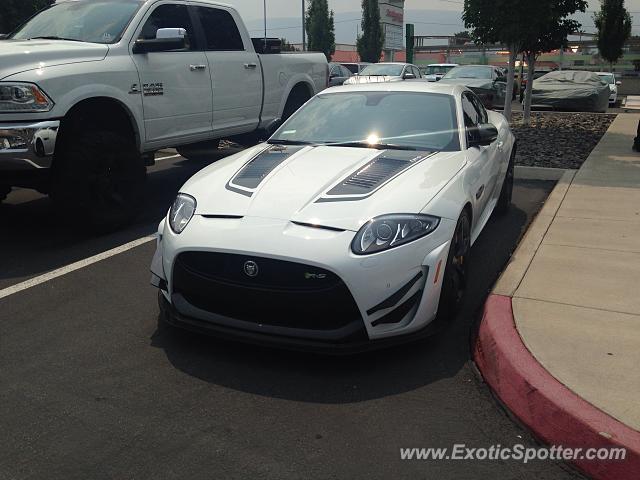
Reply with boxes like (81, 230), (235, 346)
(352, 214), (440, 255)
(0, 83), (54, 113)
(169, 193), (196, 234)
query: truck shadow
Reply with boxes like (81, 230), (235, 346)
(150, 180), (551, 403)
(0, 148), (241, 287)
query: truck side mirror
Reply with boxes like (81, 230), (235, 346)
(133, 28), (187, 54)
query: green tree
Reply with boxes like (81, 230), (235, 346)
(594, 0), (632, 70)
(357, 0), (384, 63)
(464, 0), (586, 124)
(305, 0), (335, 61)
(0, 0), (53, 34)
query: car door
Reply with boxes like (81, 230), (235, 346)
(469, 92), (502, 203)
(462, 92), (495, 226)
(131, 2), (213, 145)
(194, 4), (261, 134)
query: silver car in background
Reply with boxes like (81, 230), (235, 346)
(344, 63), (423, 84)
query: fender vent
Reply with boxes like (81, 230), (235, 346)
(326, 156), (408, 196)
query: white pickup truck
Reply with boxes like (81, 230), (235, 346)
(0, 0), (328, 229)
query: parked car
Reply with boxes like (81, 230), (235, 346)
(519, 69), (552, 101)
(596, 72), (621, 106)
(0, 0), (328, 227)
(341, 62), (371, 75)
(439, 65), (507, 109)
(328, 62), (353, 87)
(151, 82), (516, 353)
(422, 63), (459, 82)
(343, 62), (423, 84)
(530, 71), (610, 113)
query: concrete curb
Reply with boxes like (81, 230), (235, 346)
(474, 295), (640, 480)
(474, 169), (640, 478)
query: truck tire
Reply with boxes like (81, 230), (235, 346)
(51, 130), (145, 232)
(0, 185), (11, 203)
(176, 139), (220, 161)
(282, 87), (310, 121)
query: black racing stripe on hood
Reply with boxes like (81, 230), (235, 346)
(323, 150), (434, 199)
(228, 145), (305, 193)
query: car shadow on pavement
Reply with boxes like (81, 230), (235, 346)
(150, 198), (534, 404)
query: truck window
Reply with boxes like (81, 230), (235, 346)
(196, 7), (244, 51)
(139, 4), (197, 50)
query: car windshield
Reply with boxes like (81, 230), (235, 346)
(270, 91), (460, 152)
(598, 74), (615, 84)
(360, 64), (405, 77)
(444, 66), (492, 80)
(11, 0), (142, 44)
(425, 65), (455, 75)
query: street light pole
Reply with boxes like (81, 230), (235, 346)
(263, 0), (267, 50)
(302, 0), (306, 51)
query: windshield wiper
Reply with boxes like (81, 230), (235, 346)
(321, 142), (418, 151)
(28, 36), (82, 42)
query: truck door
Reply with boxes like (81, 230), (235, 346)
(131, 2), (213, 146)
(193, 5), (262, 135)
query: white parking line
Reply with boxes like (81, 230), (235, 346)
(0, 235), (156, 301)
(155, 154), (181, 162)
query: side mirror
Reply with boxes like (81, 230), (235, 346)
(133, 27), (187, 54)
(403, 73), (416, 80)
(469, 123), (498, 147)
(496, 76), (507, 83)
(616, 80), (622, 86)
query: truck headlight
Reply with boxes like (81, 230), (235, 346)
(169, 194), (196, 234)
(352, 214), (440, 255)
(0, 83), (54, 112)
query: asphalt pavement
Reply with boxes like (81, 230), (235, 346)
(0, 152), (583, 480)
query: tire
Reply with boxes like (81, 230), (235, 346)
(51, 130), (145, 232)
(282, 88), (310, 121)
(176, 139), (221, 160)
(495, 147), (515, 215)
(0, 185), (10, 202)
(435, 210), (472, 324)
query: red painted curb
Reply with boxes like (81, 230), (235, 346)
(474, 294), (640, 480)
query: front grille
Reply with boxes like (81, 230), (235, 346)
(172, 252), (363, 332)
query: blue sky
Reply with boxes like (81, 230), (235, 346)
(228, 0), (640, 43)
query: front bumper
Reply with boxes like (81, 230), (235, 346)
(0, 120), (59, 171)
(151, 215), (455, 350)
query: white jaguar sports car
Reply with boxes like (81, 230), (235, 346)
(151, 82), (516, 353)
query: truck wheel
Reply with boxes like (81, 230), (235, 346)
(0, 185), (11, 203)
(51, 130), (145, 232)
(176, 139), (220, 161)
(282, 88), (310, 121)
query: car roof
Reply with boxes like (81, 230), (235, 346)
(427, 63), (459, 67)
(319, 81), (465, 97)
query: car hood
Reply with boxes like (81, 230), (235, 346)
(439, 78), (494, 89)
(182, 144), (465, 232)
(0, 40), (108, 80)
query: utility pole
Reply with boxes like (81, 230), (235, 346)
(302, 0), (306, 51)
(263, 0), (267, 50)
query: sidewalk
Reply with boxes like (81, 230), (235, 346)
(474, 114), (640, 480)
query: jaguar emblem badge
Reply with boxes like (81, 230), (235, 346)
(243, 260), (259, 278)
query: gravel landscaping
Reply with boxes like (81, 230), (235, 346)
(511, 112), (616, 169)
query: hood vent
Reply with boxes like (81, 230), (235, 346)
(228, 145), (305, 194)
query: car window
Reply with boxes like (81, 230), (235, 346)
(414, 66), (422, 78)
(360, 64), (405, 76)
(468, 93), (488, 124)
(196, 7), (244, 51)
(461, 94), (479, 128)
(139, 4), (196, 50)
(342, 66), (352, 77)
